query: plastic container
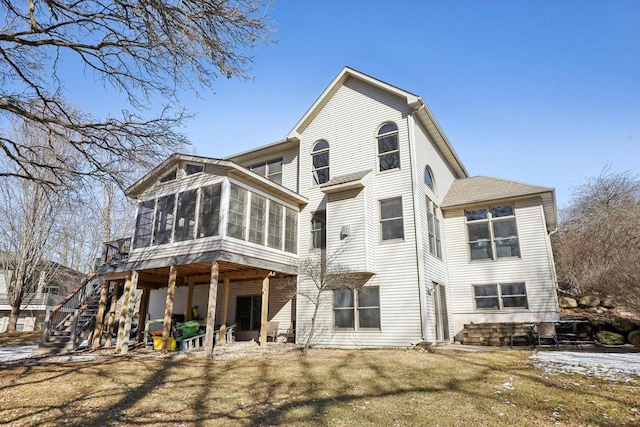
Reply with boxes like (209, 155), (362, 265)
(180, 320), (200, 339)
(152, 336), (176, 351)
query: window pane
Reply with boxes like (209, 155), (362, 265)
(382, 218), (404, 240)
(285, 207), (297, 253)
(333, 289), (354, 308)
(500, 283), (526, 296)
(379, 152), (400, 171)
(495, 238), (520, 257)
(424, 167), (434, 188)
(465, 209), (487, 221)
(228, 185), (247, 239)
(491, 205), (513, 218)
(502, 296), (528, 308)
(153, 195), (175, 245)
(159, 169), (177, 182)
(311, 211), (326, 249)
(380, 198), (402, 219)
(377, 135), (398, 154)
(467, 223), (490, 241)
(268, 201), (283, 249)
(358, 287), (379, 307)
(312, 168), (330, 186)
(359, 308), (380, 329)
(174, 189), (197, 242)
(198, 184), (221, 238)
(474, 285), (498, 297)
(475, 297), (500, 309)
(493, 219), (517, 238)
(313, 140), (329, 152)
(248, 194), (266, 245)
(267, 159), (282, 174)
(470, 242), (492, 260)
(251, 163), (266, 177)
(186, 164), (204, 175)
(312, 152), (329, 168)
(134, 200), (155, 248)
(378, 123), (398, 135)
(251, 295), (262, 330)
(435, 218), (442, 259)
(334, 309), (355, 329)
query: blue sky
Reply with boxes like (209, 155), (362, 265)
(81, 1), (640, 208)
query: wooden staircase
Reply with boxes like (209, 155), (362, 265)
(34, 274), (106, 355)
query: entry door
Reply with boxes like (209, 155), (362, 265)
(433, 283), (450, 342)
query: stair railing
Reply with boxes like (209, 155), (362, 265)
(45, 273), (101, 339)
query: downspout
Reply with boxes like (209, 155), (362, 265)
(407, 111), (428, 342)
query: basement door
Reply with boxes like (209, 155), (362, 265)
(433, 282), (450, 342)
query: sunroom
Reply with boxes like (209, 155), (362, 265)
(96, 154), (307, 355)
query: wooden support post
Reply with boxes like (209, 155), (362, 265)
(120, 271), (138, 354)
(104, 282), (123, 348)
(91, 280), (110, 350)
(161, 266), (178, 354)
(185, 279), (194, 321)
(136, 287), (150, 342)
(204, 261), (219, 358)
(259, 274), (270, 348)
(218, 278), (230, 345)
(115, 272), (136, 353)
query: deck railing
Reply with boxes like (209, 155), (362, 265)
(100, 237), (132, 265)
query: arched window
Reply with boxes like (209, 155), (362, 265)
(377, 122), (400, 171)
(424, 166), (435, 191)
(312, 140), (330, 185)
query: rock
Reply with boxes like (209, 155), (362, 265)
(602, 296), (616, 308)
(579, 295), (601, 308)
(611, 318), (639, 333)
(596, 330), (626, 346)
(558, 297), (578, 309)
(629, 330), (640, 348)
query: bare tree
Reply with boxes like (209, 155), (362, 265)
(292, 244), (369, 354)
(555, 168), (640, 312)
(0, 0), (272, 188)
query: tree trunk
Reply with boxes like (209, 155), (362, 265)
(302, 291), (322, 355)
(7, 305), (20, 333)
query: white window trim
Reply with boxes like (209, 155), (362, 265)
(332, 286), (381, 331)
(379, 197), (404, 242)
(472, 283), (529, 311)
(376, 122), (400, 172)
(465, 205), (520, 261)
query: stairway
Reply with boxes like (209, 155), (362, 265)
(34, 274), (106, 355)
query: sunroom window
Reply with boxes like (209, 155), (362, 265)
(466, 205), (520, 260)
(153, 195), (175, 245)
(248, 194), (266, 245)
(133, 200), (155, 248)
(228, 184), (247, 240)
(198, 183), (221, 238)
(174, 189), (197, 242)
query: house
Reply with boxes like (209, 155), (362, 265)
(88, 67), (559, 352)
(0, 259), (85, 332)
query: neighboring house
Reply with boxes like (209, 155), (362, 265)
(0, 261), (85, 332)
(95, 67), (559, 348)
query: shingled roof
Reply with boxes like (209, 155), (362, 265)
(442, 176), (553, 208)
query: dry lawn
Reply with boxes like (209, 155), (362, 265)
(0, 344), (638, 426)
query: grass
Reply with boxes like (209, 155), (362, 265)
(0, 337), (638, 426)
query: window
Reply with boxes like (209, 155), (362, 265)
(311, 140), (330, 185)
(133, 200), (155, 248)
(174, 189), (197, 242)
(228, 184), (247, 239)
(424, 166), (435, 191)
(248, 194), (266, 245)
(198, 183), (221, 238)
(380, 197), (404, 240)
(251, 158), (283, 185)
(333, 287), (381, 330)
(427, 208), (442, 259)
(268, 201), (283, 249)
(473, 283), (528, 310)
(153, 195), (175, 245)
(466, 205), (520, 260)
(186, 164), (204, 175)
(159, 169), (177, 183)
(377, 122), (400, 171)
(284, 207), (297, 253)
(311, 211), (326, 249)
(236, 295), (262, 331)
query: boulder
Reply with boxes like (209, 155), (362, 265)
(611, 318), (638, 333)
(579, 295), (601, 308)
(628, 330), (640, 348)
(602, 296), (616, 308)
(558, 297), (578, 309)
(596, 330), (626, 346)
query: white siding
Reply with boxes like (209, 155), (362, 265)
(444, 197), (560, 337)
(295, 77), (423, 347)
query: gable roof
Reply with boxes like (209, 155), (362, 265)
(125, 153), (307, 207)
(441, 176), (557, 231)
(286, 66), (468, 179)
